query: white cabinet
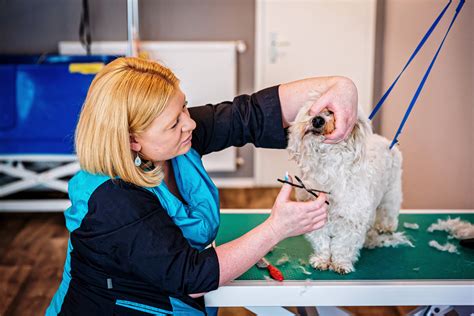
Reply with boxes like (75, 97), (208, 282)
(254, 0), (377, 186)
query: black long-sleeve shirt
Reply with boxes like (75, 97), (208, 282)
(50, 86), (287, 316)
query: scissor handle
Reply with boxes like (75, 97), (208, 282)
(267, 264), (284, 282)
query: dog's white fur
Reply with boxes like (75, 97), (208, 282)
(287, 95), (403, 274)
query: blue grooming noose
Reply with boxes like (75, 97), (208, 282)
(369, 0), (465, 149)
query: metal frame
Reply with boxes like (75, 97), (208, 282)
(0, 155), (79, 212)
(205, 280), (474, 307)
(127, 0), (139, 57)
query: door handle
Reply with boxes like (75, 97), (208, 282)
(269, 32), (291, 64)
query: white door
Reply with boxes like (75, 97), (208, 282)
(254, 0), (376, 186)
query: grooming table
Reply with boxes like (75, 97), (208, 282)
(205, 210), (474, 315)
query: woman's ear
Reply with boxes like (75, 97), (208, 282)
(130, 134), (142, 152)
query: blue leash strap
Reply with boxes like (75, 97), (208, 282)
(368, 0), (453, 121)
(389, 0), (465, 149)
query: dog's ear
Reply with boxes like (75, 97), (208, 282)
(351, 115), (372, 142)
(286, 99), (314, 164)
(348, 108), (372, 162)
(287, 120), (304, 164)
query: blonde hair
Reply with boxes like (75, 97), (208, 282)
(75, 57), (179, 187)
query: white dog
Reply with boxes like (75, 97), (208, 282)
(287, 95), (403, 274)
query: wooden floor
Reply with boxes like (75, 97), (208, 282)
(0, 188), (419, 316)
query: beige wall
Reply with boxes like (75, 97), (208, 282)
(379, 0), (473, 209)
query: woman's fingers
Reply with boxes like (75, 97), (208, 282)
(311, 210), (328, 223)
(297, 204), (328, 234)
(323, 113), (346, 143)
(320, 78), (358, 144)
(307, 202), (327, 215)
(275, 179), (293, 204)
(310, 220), (327, 231)
(324, 111), (356, 144)
(303, 217), (327, 233)
(302, 193), (327, 210)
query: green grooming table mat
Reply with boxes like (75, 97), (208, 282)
(205, 210), (474, 308)
(215, 211), (474, 281)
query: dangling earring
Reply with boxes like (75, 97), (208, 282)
(134, 153), (142, 167)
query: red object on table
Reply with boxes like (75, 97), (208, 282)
(256, 257), (284, 281)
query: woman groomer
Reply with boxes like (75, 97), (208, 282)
(47, 57), (357, 315)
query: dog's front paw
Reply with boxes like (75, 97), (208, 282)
(330, 261), (355, 274)
(309, 255), (331, 271)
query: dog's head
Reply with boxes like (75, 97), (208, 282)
(288, 95), (372, 165)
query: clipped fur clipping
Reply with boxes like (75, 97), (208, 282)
(364, 230), (414, 249)
(275, 253), (290, 266)
(428, 240), (459, 254)
(263, 275), (273, 281)
(298, 265), (312, 275)
(403, 222), (419, 230)
(427, 217), (474, 239)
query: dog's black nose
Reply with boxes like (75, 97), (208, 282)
(312, 116), (325, 129)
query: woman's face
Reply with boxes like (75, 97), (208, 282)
(130, 88), (196, 164)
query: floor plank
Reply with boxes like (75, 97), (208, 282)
(0, 265), (32, 316)
(0, 214), (60, 266)
(6, 236), (68, 316)
(0, 213), (31, 257)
